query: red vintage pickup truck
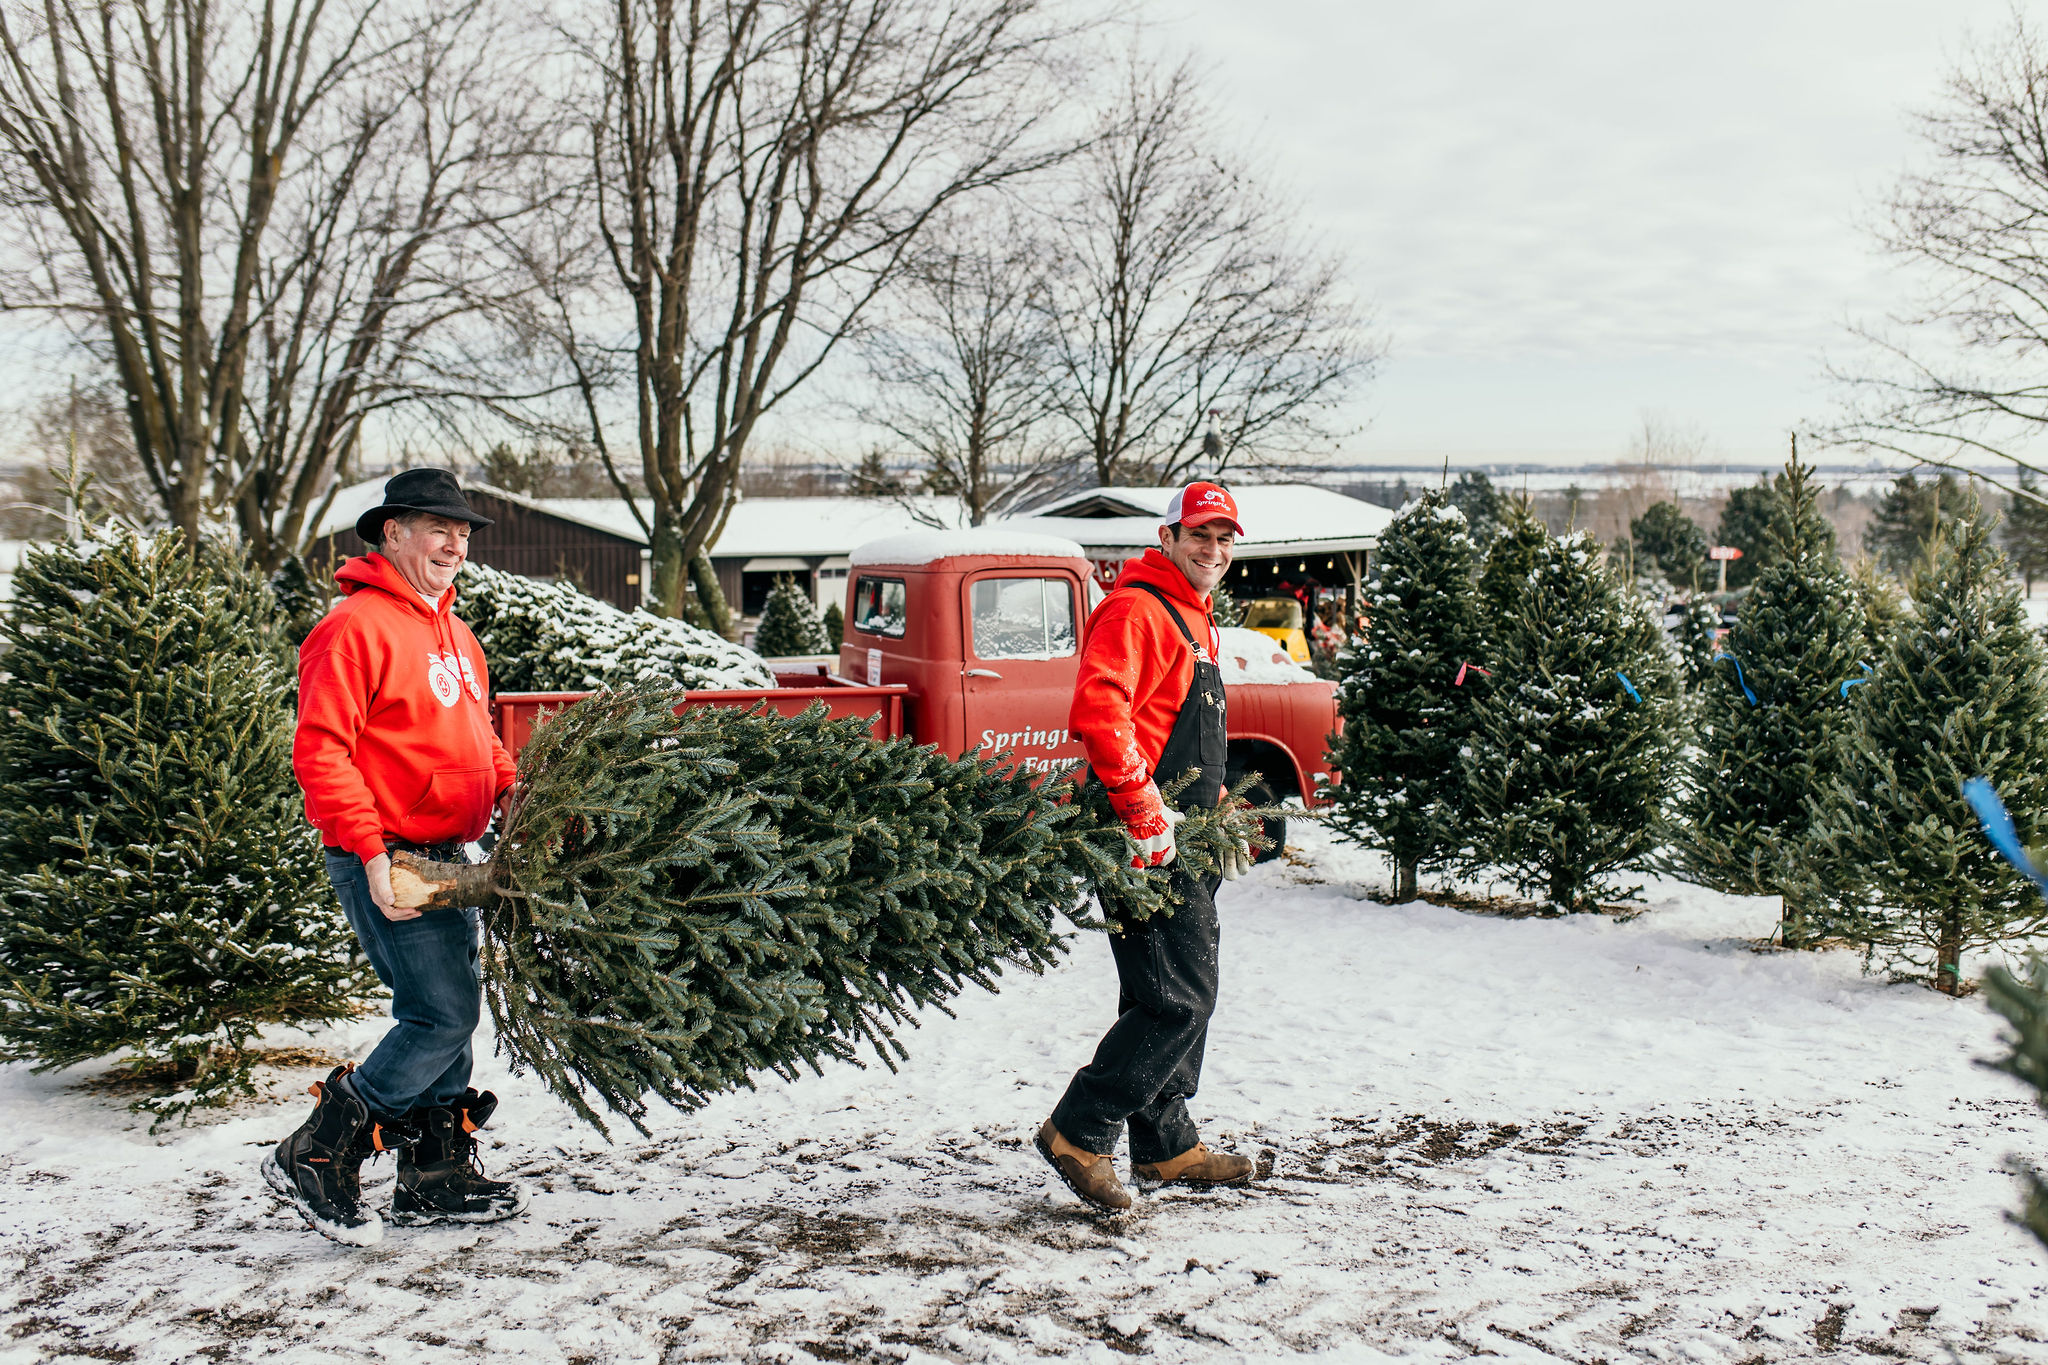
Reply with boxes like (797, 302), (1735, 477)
(494, 530), (1339, 853)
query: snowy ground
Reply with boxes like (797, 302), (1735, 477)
(4, 822), (2047, 1364)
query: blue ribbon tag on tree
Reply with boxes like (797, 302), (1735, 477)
(1839, 662), (1874, 699)
(1963, 777), (2048, 900)
(1714, 651), (1759, 706)
(1615, 671), (1643, 704)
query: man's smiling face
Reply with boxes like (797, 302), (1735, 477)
(383, 513), (472, 599)
(1160, 519), (1236, 596)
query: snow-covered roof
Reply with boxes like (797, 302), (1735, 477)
(310, 478), (647, 544)
(1004, 483), (1393, 557)
(524, 494), (967, 559)
(849, 528), (1086, 568)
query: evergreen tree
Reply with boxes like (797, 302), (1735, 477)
(1983, 953), (2048, 1249)
(1796, 518), (2048, 992)
(388, 689), (1267, 1134)
(1630, 500), (1709, 590)
(0, 532), (372, 1117)
(457, 560), (773, 692)
(267, 554), (330, 648)
(1461, 527), (1686, 910)
(1864, 471), (1966, 578)
(1327, 491), (1489, 902)
(1670, 596), (1723, 691)
(1668, 459), (1870, 946)
(1715, 482), (1783, 589)
(752, 575), (830, 657)
(2003, 471), (2048, 596)
(1447, 470), (1503, 548)
(1209, 580), (1243, 627)
(1477, 496), (1549, 623)
(823, 600), (846, 652)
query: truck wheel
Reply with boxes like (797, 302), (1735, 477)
(1229, 772), (1287, 864)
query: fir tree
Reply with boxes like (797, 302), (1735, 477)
(1327, 491), (1489, 901)
(1714, 482), (1782, 589)
(1671, 597), (1724, 690)
(1668, 459), (1870, 946)
(752, 575), (830, 657)
(1477, 496), (1549, 623)
(267, 554), (331, 648)
(0, 532), (372, 1117)
(457, 560), (773, 692)
(1209, 580), (1243, 627)
(1795, 518), (2048, 993)
(1864, 471), (1965, 578)
(1630, 500), (1708, 590)
(823, 600), (846, 652)
(1983, 954), (2048, 1249)
(1461, 527), (1686, 910)
(1447, 470), (1503, 548)
(2003, 471), (2048, 596)
(387, 689), (1268, 1134)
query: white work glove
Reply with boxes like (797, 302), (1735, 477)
(1109, 782), (1185, 868)
(1218, 830), (1255, 881)
(1135, 807), (1186, 868)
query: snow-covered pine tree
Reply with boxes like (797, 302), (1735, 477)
(1460, 526), (1686, 910)
(1671, 597), (1723, 690)
(0, 532), (372, 1117)
(1477, 496), (1549, 623)
(1667, 459), (1869, 946)
(388, 687), (1266, 1134)
(1795, 517), (2048, 993)
(752, 575), (830, 657)
(1209, 580), (1243, 627)
(456, 560), (773, 692)
(823, 600), (846, 651)
(1327, 490), (1489, 901)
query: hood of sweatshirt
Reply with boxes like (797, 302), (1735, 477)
(335, 553), (456, 618)
(1111, 547), (1212, 615)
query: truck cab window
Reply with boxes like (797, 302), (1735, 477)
(852, 576), (907, 637)
(972, 577), (1077, 659)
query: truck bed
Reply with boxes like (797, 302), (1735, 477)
(492, 673), (910, 755)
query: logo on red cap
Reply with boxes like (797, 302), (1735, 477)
(1163, 481), (1243, 534)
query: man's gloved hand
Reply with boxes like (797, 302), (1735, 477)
(1218, 831), (1254, 881)
(1108, 782), (1183, 868)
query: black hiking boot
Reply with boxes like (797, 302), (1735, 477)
(261, 1064), (411, 1246)
(390, 1088), (529, 1227)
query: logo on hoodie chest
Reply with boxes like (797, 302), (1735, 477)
(426, 651), (481, 708)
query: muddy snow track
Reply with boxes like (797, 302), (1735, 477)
(4, 826), (2047, 1362)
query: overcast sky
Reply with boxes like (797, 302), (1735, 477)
(1162, 0), (2022, 468)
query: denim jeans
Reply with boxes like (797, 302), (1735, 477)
(326, 849), (482, 1117)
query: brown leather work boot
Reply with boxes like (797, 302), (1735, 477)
(1035, 1119), (1132, 1213)
(1132, 1142), (1255, 1188)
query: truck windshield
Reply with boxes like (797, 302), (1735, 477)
(852, 576), (907, 637)
(972, 577), (1077, 659)
(1243, 598), (1303, 631)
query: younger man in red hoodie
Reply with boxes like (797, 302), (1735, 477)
(264, 470), (527, 1245)
(1036, 482), (1258, 1212)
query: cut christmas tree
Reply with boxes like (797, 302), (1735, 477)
(0, 531), (373, 1119)
(752, 575), (830, 657)
(1327, 490), (1489, 902)
(1668, 458), (1869, 947)
(387, 688), (1266, 1135)
(1460, 525), (1686, 911)
(1794, 516), (2048, 993)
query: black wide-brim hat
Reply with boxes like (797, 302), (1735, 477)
(355, 468), (494, 546)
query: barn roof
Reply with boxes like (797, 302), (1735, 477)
(1004, 483), (1394, 557)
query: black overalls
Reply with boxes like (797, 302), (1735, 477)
(1051, 582), (1230, 1164)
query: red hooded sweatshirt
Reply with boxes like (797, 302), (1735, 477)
(293, 554), (516, 863)
(1069, 548), (1220, 793)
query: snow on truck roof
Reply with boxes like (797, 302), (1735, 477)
(848, 529), (1086, 567)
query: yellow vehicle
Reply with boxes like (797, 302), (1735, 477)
(1239, 597), (1312, 663)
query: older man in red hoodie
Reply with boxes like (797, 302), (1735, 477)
(263, 469), (527, 1246)
(1036, 481), (1258, 1213)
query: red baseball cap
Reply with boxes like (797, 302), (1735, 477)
(1163, 481), (1243, 535)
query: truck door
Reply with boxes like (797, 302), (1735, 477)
(960, 570), (1087, 775)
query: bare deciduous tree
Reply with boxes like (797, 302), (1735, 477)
(1048, 54), (1376, 489)
(0, 0), (557, 565)
(1825, 12), (2048, 512)
(558, 0), (1074, 628)
(857, 208), (1078, 525)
